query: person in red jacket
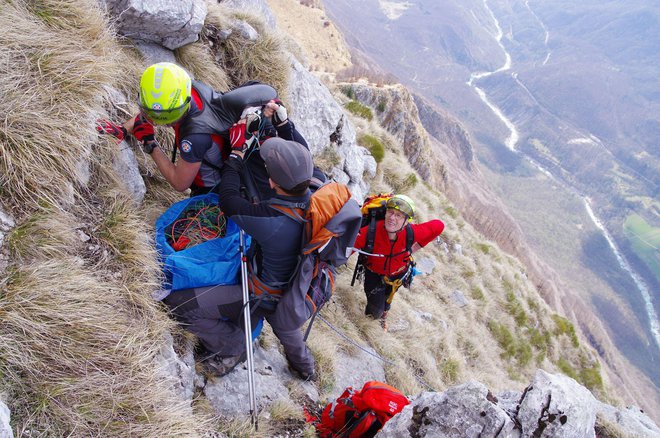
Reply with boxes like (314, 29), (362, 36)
(352, 194), (444, 329)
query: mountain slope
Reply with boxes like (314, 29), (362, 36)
(0, 0), (658, 435)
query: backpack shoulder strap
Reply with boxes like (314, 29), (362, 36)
(364, 213), (379, 254)
(268, 198), (309, 224)
(405, 223), (414, 254)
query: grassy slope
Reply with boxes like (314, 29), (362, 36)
(0, 0), (630, 436)
(624, 214), (660, 284)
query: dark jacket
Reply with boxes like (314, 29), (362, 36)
(219, 155), (309, 286)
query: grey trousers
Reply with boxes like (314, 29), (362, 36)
(165, 286), (315, 374)
(164, 284), (248, 357)
(256, 305), (316, 375)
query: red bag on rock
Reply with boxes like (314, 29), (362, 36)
(317, 381), (409, 438)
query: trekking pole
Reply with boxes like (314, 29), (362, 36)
(239, 229), (258, 428)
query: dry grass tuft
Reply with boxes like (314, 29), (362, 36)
(201, 4), (290, 94)
(0, 0), (135, 211)
(176, 42), (231, 92)
(0, 260), (207, 436)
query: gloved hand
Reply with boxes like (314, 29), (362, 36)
(271, 99), (288, 126)
(132, 114), (155, 143)
(245, 111), (262, 137)
(230, 113), (261, 153)
(229, 122), (249, 153)
(96, 119), (127, 141)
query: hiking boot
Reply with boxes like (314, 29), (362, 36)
(201, 352), (247, 377)
(288, 363), (318, 382)
(380, 311), (389, 331)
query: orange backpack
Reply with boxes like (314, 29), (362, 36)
(268, 182), (362, 338)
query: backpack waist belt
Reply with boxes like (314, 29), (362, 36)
(247, 266), (284, 301)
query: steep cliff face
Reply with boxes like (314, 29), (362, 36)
(343, 82), (435, 184)
(413, 94), (473, 170)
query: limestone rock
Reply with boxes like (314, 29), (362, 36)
(133, 41), (177, 65)
(451, 290), (469, 308)
(286, 57), (373, 199)
(518, 370), (597, 438)
(378, 381), (517, 437)
(595, 402), (660, 438)
(415, 257), (436, 275)
(329, 348), (386, 401)
(104, 0), (207, 50)
(0, 208), (15, 276)
(154, 332), (196, 408)
(222, 0), (277, 27)
(204, 343), (318, 418)
(0, 396), (12, 438)
(113, 141), (147, 205)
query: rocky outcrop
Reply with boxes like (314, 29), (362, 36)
(346, 83), (434, 183)
(0, 207), (14, 277)
(204, 342), (319, 418)
(0, 396), (12, 438)
(379, 370), (660, 438)
(154, 333), (197, 409)
(282, 58), (376, 199)
(413, 93), (474, 170)
(103, 0), (207, 50)
(113, 140), (147, 204)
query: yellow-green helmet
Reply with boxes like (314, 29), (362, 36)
(138, 62), (191, 125)
(386, 194), (415, 220)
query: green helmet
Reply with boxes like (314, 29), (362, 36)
(386, 194), (415, 220)
(138, 62), (191, 125)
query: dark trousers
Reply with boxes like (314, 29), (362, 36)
(165, 285), (314, 373)
(163, 284), (249, 357)
(252, 303), (315, 375)
(363, 269), (391, 319)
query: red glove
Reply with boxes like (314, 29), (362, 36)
(96, 119), (127, 141)
(132, 114), (155, 143)
(229, 123), (248, 152)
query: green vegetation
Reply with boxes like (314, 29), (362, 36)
(552, 314), (579, 347)
(505, 292), (528, 327)
(474, 243), (492, 254)
(441, 359), (460, 383)
(557, 357), (578, 379)
(444, 206), (458, 218)
(400, 173), (418, 191)
(346, 100), (373, 121)
(377, 98), (387, 113)
(340, 85), (355, 99)
(358, 134), (385, 163)
(488, 321), (515, 359)
(623, 213), (660, 282)
(555, 354), (603, 392)
(470, 286), (485, 301)
(579, 361), (604, 391)
(461, 268), (475, 279)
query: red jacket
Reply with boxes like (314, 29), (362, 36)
(354, 219), (444, 276)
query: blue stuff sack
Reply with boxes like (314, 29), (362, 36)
(155, 193), (249, 292)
